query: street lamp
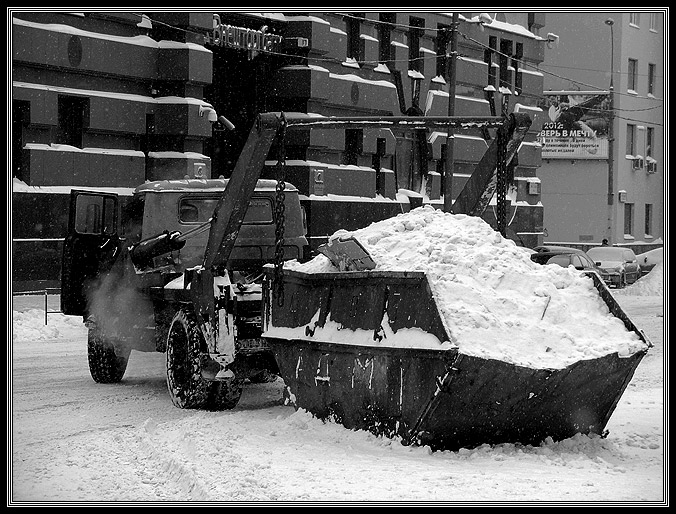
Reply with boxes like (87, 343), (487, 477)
(605, 19), (615, 89)
(605, 18), (615, 244)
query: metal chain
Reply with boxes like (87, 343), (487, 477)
(496, 128), (507, 237)
(273, 117), (287, 306)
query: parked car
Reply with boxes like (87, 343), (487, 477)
(530, 245), (601, 274)
(586, 246), (641, 288)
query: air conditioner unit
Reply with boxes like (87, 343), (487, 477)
(632, 157), (644, 170)
(618, 190), (627, 203)
(646, 161), (657, 174)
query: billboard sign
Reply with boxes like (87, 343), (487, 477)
(537, 91), (611, 159)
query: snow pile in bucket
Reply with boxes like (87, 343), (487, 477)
(281, 206), (648, 369)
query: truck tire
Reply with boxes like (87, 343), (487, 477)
(87, 327), (130, 384)
(166, 308), (210, 409)
(166, 308), (245, 411)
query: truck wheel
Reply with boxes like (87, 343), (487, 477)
(87, 327), (130, 384)
(166, 309), (210, 409)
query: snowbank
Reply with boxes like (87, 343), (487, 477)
(636, 247), (663, 267)
(12, 309), (86, 342)
(283, 206), (648, 369)
(617, 260), (664, 297)
(635, 246), (664, 280)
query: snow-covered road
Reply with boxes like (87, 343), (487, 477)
(10, 287), (665, 504)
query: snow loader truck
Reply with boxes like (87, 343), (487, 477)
(60, 111), (532, 411)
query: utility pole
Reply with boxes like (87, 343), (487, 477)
(443, 12), (459, 212)
(605, 18), (615, 244)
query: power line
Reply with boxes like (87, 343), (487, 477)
(135, 12), (664, 109)
(455, 56), (663, 122)
(334, 13), (665, 104)
(457, 30), (663, 104)
(540, 62), (664, 82)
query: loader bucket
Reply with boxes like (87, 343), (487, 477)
(262, 268), (650, 451)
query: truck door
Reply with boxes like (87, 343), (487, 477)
(61, 190), (119, 316)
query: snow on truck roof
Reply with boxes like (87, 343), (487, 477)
(134, 178), (296, 194)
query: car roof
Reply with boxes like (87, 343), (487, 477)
(531, 245), (585, 254)
(587, 246), (636, 257)
(587, 246), (633, 253)
(530, 246), (590, 265)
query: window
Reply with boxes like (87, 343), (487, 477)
(648, 63), (656, 95)
(580, 254), (597, 269)
(346, 13), (365, 64)
(408, 17), (425, 73)
(437, 142), (447, 193)
(178, 196), (273, 224)
(12, 100), (30, 180)
(513, 42), (523, 95)
(626, 124), (636, 155)
(75, 194), (116, 235)
(343, 129), (363, 166)
(646, 127), (654, 157)
(372, 137), (387, 194)
(499, 39), (513, 92)
(629, 13), (640, 26)
(140, 113), (156, 159)
(244, 198), (274, 224)
(485, 36), (497, 89)
(624, 203), (634, 237)
(378, 13), (396, 66)
(57, 95), (89, 147)
(435, 23), (451, 79)
(649, 13), (657, 31)
(644, 204), (653, 236)
(628, 58), (638, 92)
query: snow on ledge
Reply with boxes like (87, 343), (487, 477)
(148, 151), (209, 160)
(23, 144), (144, 157)
(12, 177), (135, 195)
(14, 81), (214, 109)
(13, 16), (159, 48)
(14, 17), (209, 53)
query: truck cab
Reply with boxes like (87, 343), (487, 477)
(127, 178), (307, 273)
(62, 178), (308, 318)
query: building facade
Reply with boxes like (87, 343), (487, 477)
(537, 11), (665, 248)
(11, 11), (550, 290)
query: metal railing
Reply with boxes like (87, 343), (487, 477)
(12, 288), (62, 325)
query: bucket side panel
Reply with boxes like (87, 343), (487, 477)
(417, 351), (646, 450)
(329, 281), (387, 331)
(272, 338), (646, 451)
(271, 339), (453, 440)
(273, 275), (331, 329)
(271, 271), (451, 345)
